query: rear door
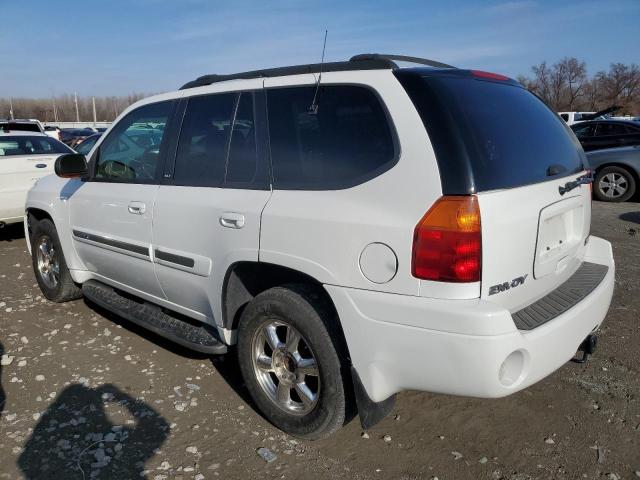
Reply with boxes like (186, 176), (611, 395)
(152, 88), (271, 325)
(397, 70), (591, 311)
(68, 101), (173, 298)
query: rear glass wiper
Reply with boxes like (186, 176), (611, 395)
(559, 172), (593, 195)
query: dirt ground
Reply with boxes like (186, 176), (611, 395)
(0, 201), (638, 480)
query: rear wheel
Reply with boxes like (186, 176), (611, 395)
(594, 166), (636, 202)
(237, 285), (348, 439)
(31, 219), (82, 302)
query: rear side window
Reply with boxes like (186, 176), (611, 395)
(226, 93), (259, 185)
(267, 85), (396, 190)
(173, 91), (265, 188)
(396, 70), (585, 193)
(174, 93), (236, 186)
(595, 123), (630, 136)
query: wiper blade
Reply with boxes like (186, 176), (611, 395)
(559, 172), (593, 195)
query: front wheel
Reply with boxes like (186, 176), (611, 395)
(31, 218), (82, 302)
(594, 166), (636, 202)
(237, 285), (349, 439)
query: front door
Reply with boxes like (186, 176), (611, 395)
(69, 101), (174, 298)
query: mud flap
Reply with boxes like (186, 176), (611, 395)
(351, 366), (395, 430)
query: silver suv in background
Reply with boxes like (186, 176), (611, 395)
(25, 54), (614, 439)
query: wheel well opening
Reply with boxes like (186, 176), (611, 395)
(26, 208), (53, 239)
(595, 163), (639, 183)
(223, 262), (334, 330)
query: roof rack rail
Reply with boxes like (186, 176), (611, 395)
(350, 54), (456, 69)
(180, 53), (454, 90)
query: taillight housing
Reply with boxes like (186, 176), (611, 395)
(412, 196), (482, 283)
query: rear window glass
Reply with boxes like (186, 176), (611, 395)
(397, 71), (585, 192)
(267, 85), (396, 190)
(0, 123), (41, 133)
(0, 135), (72, 156)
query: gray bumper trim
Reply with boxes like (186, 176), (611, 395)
(512, 262), (609, 331)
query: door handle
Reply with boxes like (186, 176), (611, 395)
(219, 212), (245, 229)
(35, 163), (47, 168)
(128, 201), (146, 215)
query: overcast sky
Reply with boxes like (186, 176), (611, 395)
(1, 0), (638, 97)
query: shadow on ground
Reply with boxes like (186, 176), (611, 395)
(83, 298), (258, 407)
(619, 211), (640, 224)
(17, 383), (169, 480)
(0, 223), (25, 242)
(0, 341), (6, 415)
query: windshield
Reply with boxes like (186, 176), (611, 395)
(0, 135), (73, 156)
(396, 70), (585, 193)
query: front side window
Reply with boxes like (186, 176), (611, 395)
(95, 101), (171, 181)
(267, 85), (396, 189)
(571, 124), (593, 139)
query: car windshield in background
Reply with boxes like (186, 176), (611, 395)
(396, 70), (585, 192)
(0, 135), (72, 156)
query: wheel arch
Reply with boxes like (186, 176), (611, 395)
(222, 261), (342, 331)
(25, 205), (85, 272)
(594, 162), (640, 184)
(224, 261), (395, 429)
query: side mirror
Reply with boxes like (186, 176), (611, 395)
(55, 153), (88, 178)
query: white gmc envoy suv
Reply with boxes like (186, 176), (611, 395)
(24, 54), (615, 439)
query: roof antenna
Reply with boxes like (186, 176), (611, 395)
(309, 29), (328, 114)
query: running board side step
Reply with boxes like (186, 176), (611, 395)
(82, 280), (228, 354)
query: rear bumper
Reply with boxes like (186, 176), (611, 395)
(326, 236), (615, 402)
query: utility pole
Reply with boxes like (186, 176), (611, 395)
(52, 95), (58, 123)
(9, 97), (14, 120)
(74, 92), (80, 122)
(92, 96), (97, 126)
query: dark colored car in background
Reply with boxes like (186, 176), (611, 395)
(571, 119), (640, 151)
(587, 145), (640, 202)
(74, 132), (102, 155)
(59, 128), (96, 148)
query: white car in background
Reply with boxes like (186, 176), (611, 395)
(0, 130), (73, 227)
(558, 111), (595, 125)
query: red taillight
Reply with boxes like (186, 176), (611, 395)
(470, 70), (510, 81)
(412, 196), (482, 283)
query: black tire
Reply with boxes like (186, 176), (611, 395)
(237, 285), (349, 439)
(594, 166), (636, 202)
(31, 218), (82, 302)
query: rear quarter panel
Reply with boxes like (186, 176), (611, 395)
(260, 70), (442, 296)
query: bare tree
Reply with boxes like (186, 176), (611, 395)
(520, 58), (640, 115)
